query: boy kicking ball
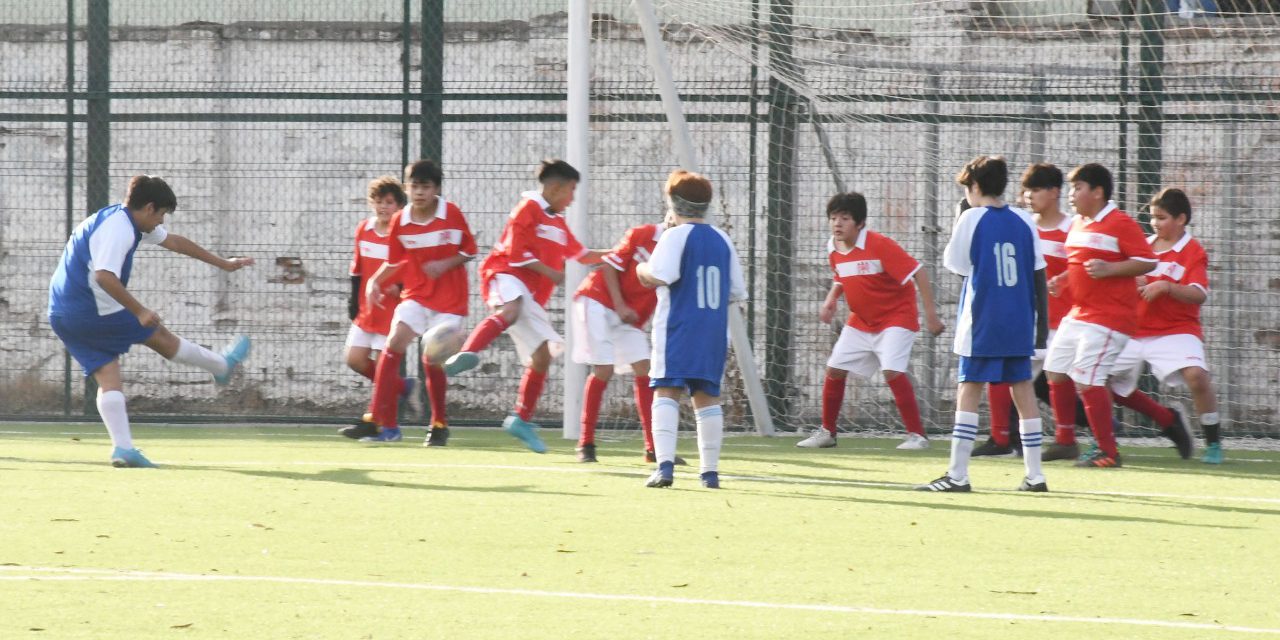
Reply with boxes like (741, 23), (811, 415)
(48, 175), (253, 467)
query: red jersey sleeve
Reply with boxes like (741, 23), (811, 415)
(602, 226), (639, 271)
(452, 203), (478, 258)
(877, 235), (922, 285)
(1185, 243), (1209, 291)
(506, 203), (539, 266)
(1117, 217), (1158, 261)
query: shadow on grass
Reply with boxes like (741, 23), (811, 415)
(736, 485), (1251, 529)
(182, 464), (596, 497)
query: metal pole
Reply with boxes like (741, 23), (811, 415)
(764, 0), (796, 431)
(747, 0), (759, 343)
(401, 0), (411, 170)
(563, 0), (591, 440)
(920, 72), (942, 431)
(634, 0), (775, 435)
(1135, 0), (1165, 229)
(63, 0), (76, 416)
(84, 0), (110, 417)
(420, 0), (443, 162)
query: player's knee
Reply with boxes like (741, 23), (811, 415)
(499, 298), (523, 324)
(1183, 366), (1211, 391)
(632, 360), (650, 377)
(344, 352), (368, 372)
(825, 367), (847, 380)
(591, 365), (614, 382)
(882, 369), (903, 383)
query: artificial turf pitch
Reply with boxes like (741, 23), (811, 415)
(1, 423), (1277, 639)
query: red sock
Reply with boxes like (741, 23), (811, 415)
(821, 374), (845, 435)
(1080, 385), (1119, 457)
(425, 364), (447, 426)
(988, 383), (1012, 445)
(1049, 379), (1078, 445)
(516, 367), (547, 421)
(1114, 390), (1173, 428)
(460, 314), (509, 354)
(579, 374), (608, 446)
(887, 374), (924, 436)
(369, 350), (404, 428)
(634, 376), (655, 452)
(354, 359), (375, 381)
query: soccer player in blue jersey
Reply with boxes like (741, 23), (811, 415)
(48, 175), (254, 468)
(918, 156), (1050, 492)
(636, 170), (747, 489)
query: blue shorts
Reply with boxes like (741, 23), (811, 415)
(50, 311), (156, 376)
(650, 376), (721, 398)
(958, 355), (1032, 384)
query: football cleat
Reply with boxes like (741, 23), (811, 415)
(110, 447), (157, 468)
(796, 429), (836, 448)
(213, 335), (251, 385)
(1041, 442), (1079, 462)
(1163, 403), (1195, 460)
(971, 437), (1017, 457)
(442, 351), (480, 377)
(700, 471), (720, 489)
(502, 415), (547, 454)
(1074, 448), (1122, 468)
(1017, 476), (1049, 492)
(645, 461), (675, 488)
(424, 424), (449, 447)
(339, 420), (379, 440)
(360, 427), (403, 443)
(916, 474), (970, 492)
(1201, 442), (1224, 465)
(576, 443), (597, 463)
(896, 433), (930, 450)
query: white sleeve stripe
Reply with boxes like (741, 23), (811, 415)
(900, 263), (922, 286)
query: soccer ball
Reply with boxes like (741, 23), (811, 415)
(421, 323), (465, 364)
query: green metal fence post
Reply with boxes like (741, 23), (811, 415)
(765, 0), (797, 428)
(420, 0), (444, 162)
(1135, 0), (1165, 229)
(83, 0), (111, 417)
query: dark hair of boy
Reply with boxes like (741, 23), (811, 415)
(826, 192), (868, 225)
(404, 159), (443, 186)
(125, 175), (178, 211)
(955, 155), (1007, 197)
(1150, 187), (1193, 224)
(1020, 163), (1064, 191)
(367, 176), (408, 207)
(1066, 163), (1113, 201)
(538, 159), (580, 183)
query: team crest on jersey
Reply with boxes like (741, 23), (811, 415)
(358, 240), (389, 260)
(535, 224), (568, 245)
(1065, 231), (1120, 252)
(400, 229), (463, 249)
(835, 259), (884, 277)
(1149, 261), (1187, 281)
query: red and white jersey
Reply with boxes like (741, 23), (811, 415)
(385, 197), (477, 316)
(1135, 231), (1208, 340)
(349, 218), (400, 335)
(1037, 216), (1074, 329)
(1062, 203), (1158, 336)
(828, 228), (922, 333)
(575, 223), (662, 327)
(480, 190), (587, 307)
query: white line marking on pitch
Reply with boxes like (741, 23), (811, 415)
(0, 566), (1275, 635)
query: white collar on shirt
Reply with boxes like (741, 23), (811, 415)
(362, 216), (392, 237)
(1037, 213), (1072, 233)
(523, 190), (556, 215)
(1148, 229), (1193, 252)
(399, 196), (447, 226)
(1088, 200), (1119, 223)
(826, 226), (868, 255)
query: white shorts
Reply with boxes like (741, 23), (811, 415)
(1043, 317), (1131, 387)
(487, 273), (563, 365)
(345, 324), (387, 352)
(391, 299), (463, 338)
(570, 297), (650, 372)
(826, 325), (917, 379)
(1107, 334), (1208, 397)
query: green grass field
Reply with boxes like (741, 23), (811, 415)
(1, 423), (1277, 639)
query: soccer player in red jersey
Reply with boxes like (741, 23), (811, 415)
(340, 177), (412, 437)
(356, 160), (477, 445)
(444, 160), (606, 453)
(799, 192), (946, 451)
(1107, 188), (1220, 463)
(570, 212), (688, 464)
(1043, 163), (1157, 468)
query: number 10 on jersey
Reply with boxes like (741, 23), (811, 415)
(696, 265), (722, 309)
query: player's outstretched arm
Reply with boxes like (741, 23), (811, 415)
(818, 282), (842, 325)
(526, 260), (565, 285)
(575, 249), (608, 265)
(159, 234), (253, 272)
(913, 268), (946, 336)
(92, 270), (159, 327)
(1033, 268), (1049, 350)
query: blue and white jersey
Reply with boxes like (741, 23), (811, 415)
(648, 222), (747, 381)
(944, 204), (1045, 357)
(49, 204), (168, 320)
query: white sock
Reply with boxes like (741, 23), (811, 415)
(171, 338), (229, 377)
(1200, 412), (1220, 426)
(652, 397), (680, 465)
(97, 390), (132, 450)
(1020, 418), (1044, 483)
(947, 411), (979, 482)
(695, 405), (724, 474)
